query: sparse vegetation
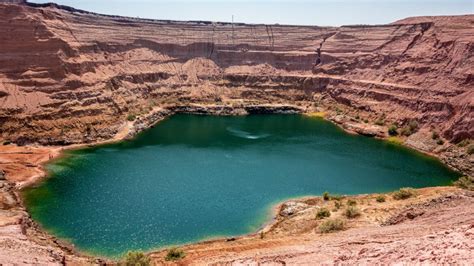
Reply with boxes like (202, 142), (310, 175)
(165, 247), (185, 261)
(333, 201), (342, 211)
(393, 187), (415, 200)
(408, 120), (418, 133)
(388, 125), (398, 136)
(344, 206), (361, 219)
(319, 218), (344, 233)
(316, 208), (331, 219)
(123, 251), (150, 266)
(436, 139), (445, 145)
(431, 131), (440, 140)
(127, 114), (137, 121)
(376, 195), (386, 203)
(323, 191), (330, 201)
(260, 231), (265, 239)
(322, 192), (344, 201)
(453, 176), (474, 191)
(347, 199), (357, 206)
(401, 120), (418, 137)
(330, 194), (344, 201)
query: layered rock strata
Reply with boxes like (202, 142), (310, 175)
(0, 4), (472, 147)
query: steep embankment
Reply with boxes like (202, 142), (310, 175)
(0, 4), (472, 145)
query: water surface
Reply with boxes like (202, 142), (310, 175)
(24, 114), (459, 256)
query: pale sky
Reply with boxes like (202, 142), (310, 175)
(29, 0), (474, 26)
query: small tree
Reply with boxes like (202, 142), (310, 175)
(388, 125), (398, 136)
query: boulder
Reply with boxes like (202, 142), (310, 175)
(280, 201), (308, 217)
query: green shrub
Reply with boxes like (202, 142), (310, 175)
(123, 251), (150, 266)
(364, 119), (369, 123)
(316, 208), (331, 219)
(333, 201), (342, 211)
(346, 199), (357, 206)
(355, 115), (360, 120)
(393, 188), (415, 200)
(344, 206), (361, 219)
(431, 131), (440, 140)
(322, 192), (344, 201)
(467, 144), (474, 155)
(322, 191), (330, 201)
(376, 195), (386, 203)
(165, 247), (185, 261)
(437, 139), (445, 145)
(319, 218), (344, 233)
(388, 125), (398, 136)
(127, 114), (137, 121)
(453, 176), (474, 191)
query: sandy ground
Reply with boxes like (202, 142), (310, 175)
(149, 188), (474, 265)
(0, 145), (61, 188)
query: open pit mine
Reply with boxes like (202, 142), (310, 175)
(0, 1), (472, 265)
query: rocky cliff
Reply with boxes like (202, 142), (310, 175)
(0, 3), (472, 146)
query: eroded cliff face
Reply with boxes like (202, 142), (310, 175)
(0, 3), (472, 146)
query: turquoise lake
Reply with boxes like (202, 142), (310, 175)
(23, 114), (459, 257)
